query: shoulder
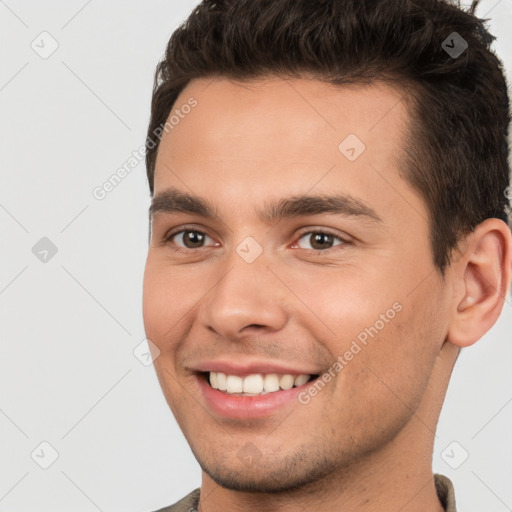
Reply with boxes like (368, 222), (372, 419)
(434, 473), (457, 512)
(150, 488), (200, 512)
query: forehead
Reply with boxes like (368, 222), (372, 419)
(153, 76), (421, 224)
(158, 76), (409, 161)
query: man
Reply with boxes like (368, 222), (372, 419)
(142, 0), (511, 510)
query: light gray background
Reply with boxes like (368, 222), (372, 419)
(0, 1), (511, 511)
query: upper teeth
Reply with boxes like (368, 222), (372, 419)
(209, 372), (312, 395)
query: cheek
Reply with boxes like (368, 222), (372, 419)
(142, 265), (165, 339)
(288, 267), (399, 346)
(318, 308), (438, 448)
(302, 268), (442, 404)
(353, 289), (444, 411)
(142, 259), (184, 349)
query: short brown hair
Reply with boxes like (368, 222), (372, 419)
(146, 0), (511, 272)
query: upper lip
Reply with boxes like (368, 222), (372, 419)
(190, 359), (320, 376)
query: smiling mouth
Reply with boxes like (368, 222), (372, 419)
(199, 371), (319, 396)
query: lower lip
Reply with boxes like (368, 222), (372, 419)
(196, 373), (315, 419)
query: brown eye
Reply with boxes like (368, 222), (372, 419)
(169, 230), (213, 249)
(296, 231), (345, 251)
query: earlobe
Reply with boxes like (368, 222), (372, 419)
(447, 219), (512, 348)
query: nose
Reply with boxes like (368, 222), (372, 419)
(197, 250), (288, 340)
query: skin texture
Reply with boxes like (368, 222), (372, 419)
(143, 76), (512, 512)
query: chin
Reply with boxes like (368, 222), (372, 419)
(198, 455), (336, 494)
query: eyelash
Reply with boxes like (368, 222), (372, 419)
(162, 226), (348, 254)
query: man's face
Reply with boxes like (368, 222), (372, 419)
(143, 77), (452, 491)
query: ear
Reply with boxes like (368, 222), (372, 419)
(447, 218), (512, 348)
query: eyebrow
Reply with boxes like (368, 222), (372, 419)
(149, 187), (383, 224)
